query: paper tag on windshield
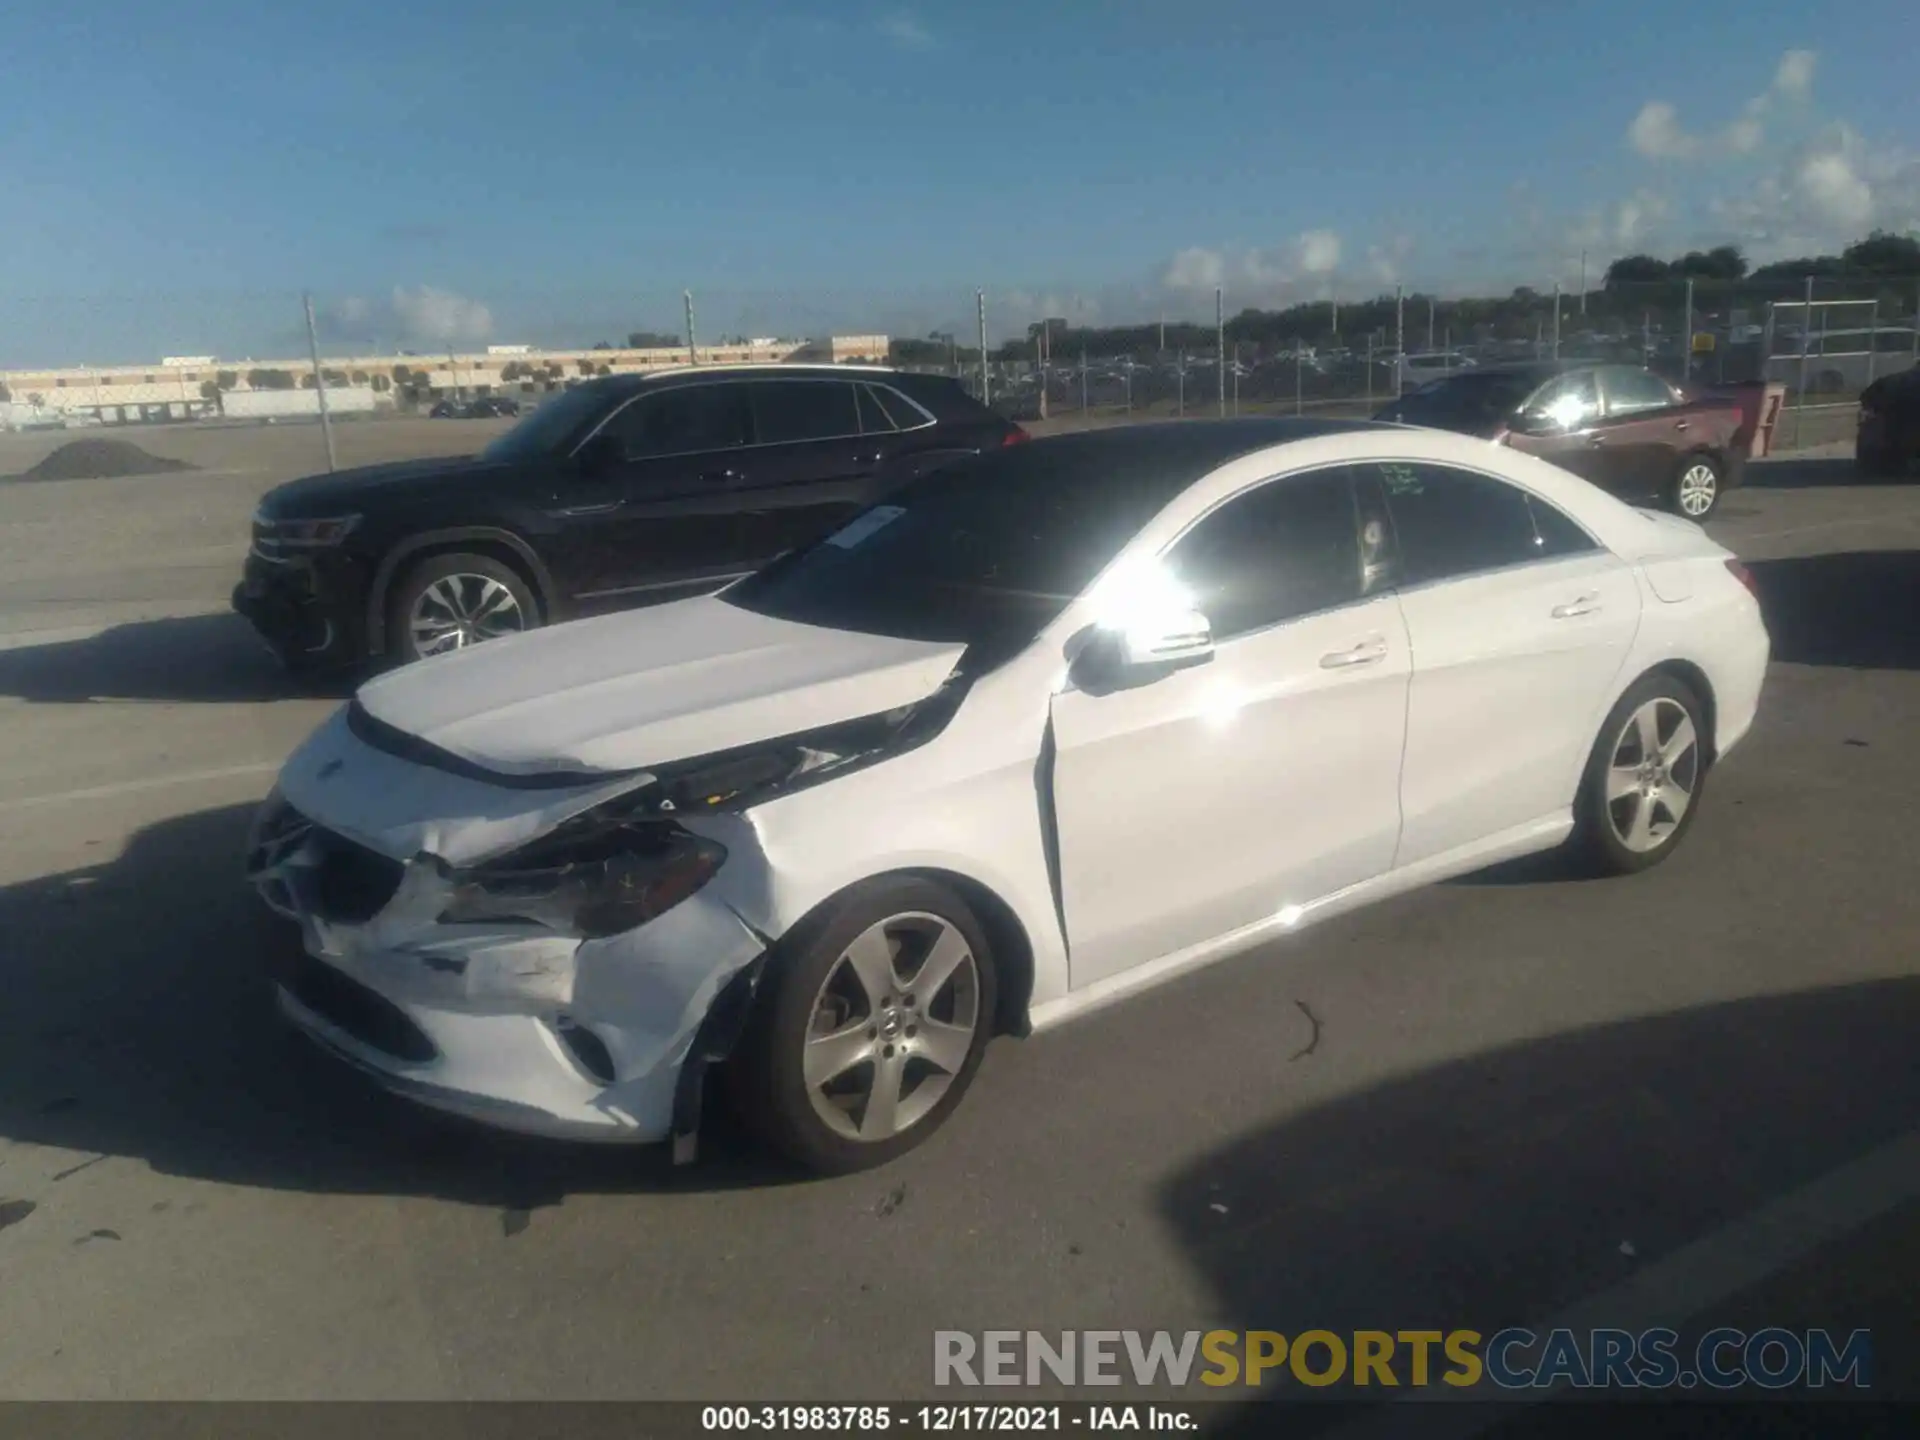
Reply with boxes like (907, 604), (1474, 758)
(826, 505), (906, 549)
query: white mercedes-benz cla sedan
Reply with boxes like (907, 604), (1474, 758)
(248, 419), (1770, 1173)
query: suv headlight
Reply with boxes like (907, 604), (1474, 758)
(438, 822), (726, 939)
(267, 515), (362, 548)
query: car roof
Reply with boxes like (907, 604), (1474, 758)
(1022, 417), (1392, 473)
(579, 363), (914, 396)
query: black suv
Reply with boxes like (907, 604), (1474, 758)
(234, 366), (1024, 670)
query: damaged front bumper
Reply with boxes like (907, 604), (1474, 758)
(249, 708), (771, 1154)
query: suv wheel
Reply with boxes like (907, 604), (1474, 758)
(389, 552), (538, 663)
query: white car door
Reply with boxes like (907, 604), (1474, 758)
(1047, 466), (1411, 990)
(1361, 461), (1642, 869)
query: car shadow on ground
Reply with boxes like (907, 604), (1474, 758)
(1748, 550), (1920, 670)
(1159, 976), (1920, 1432)
(0, 612), (351, 705)
(0, 802), (798, 1220)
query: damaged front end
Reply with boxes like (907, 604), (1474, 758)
(247, 677), (967, 1156)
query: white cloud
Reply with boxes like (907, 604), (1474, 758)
(392, 285), (494, 345)
(1774, 49), (1816, 98)
(1708, 121), (1919, 257)
(317, 285), (494, 346)
(1294, 229), (1342, 276)
(877, 12), (935, 50)
(1162, 247), (1227, 292)
(1797, 150), (1873, 232)
(1628, 49), (1818, 162)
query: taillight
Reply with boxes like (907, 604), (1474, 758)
(1002, 426), (1031, 446)
(1725, 559), (1760, 599)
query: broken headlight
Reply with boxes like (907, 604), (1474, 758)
(438, 820), (726, 939)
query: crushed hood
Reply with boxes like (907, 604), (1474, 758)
(353, 593), (967, 778)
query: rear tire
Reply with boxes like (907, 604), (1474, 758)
(386, 552), (538, 665)
(1571, 673), (1710, 876)
(1855, 444), (1905, 479)
(731, 876), (997, 1175)
(1669, 454), (1722, 520)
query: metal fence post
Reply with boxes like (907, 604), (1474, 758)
(1233, 345), (1241, 416)
(1867, 298), (1880, 389)
(1080, 346), (1089, 413)
(1294, 341), (1303, 416)
(1795, 275), (1813, 446)
(1682, 278), (1694, 382)
(1177, 350), (1185, 418)
(1365, 334), (1374, 409)
(1124, 359), (1133, 416)
(1393, 285), (1405, 396)
(302, 292), (337, 473)
(1552, 281), (1562, 360)
(1216, 287), (1226, 418)
(975, 291), (989, 405)
(684, 290), (697, 366)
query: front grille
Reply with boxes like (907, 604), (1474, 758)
(310, 828), (406, 923)
(283, 953), (437, 1063)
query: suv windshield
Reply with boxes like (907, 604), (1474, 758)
(480, 384), (613, 462)
(1387, 370), (1549, 431)
(722, 441), (1200, 658)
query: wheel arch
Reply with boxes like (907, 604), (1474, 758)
(364, 528), (556, 656)
(1614, 658), (1721, 770)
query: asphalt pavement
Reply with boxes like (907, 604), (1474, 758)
(0, 421), (1916, 1418)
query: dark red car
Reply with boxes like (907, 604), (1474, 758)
(1375, 362), (1747, 520)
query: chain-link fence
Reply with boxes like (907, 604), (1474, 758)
(5, 275), (1917, 447)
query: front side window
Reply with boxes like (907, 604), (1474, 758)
(602, 385), (750, 458)
(1527, 495), (1599, 558)
(1370, 462), (1548, 585)
(1600, 366), (1678, 417)
(480, 381), (621, 462)
(1520, 371), (1601, 432)
(1163, 469), (1364, 638)
(749, 380), (861, 444)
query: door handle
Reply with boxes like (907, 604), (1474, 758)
(552, 501), (621, 517)
(699, 468), (743, 484)
(1674, 419), (1689, 431)
(1588, 434), (1607, 446)
(853, 449), (884, 467)
(1551, 594), (1601, 618)
(1319, 638), (1388, 669)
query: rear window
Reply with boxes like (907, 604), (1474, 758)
(1389, 372), (1546, 428)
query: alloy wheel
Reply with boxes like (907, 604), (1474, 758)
(408, 574), (526, 657)
(1677, 462), (1718, 518)
(803, 912), (982, 1143)
(1606, 696), (1700, 854)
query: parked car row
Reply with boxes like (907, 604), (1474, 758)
(429, 396), (522, 419)
(241, 366), (1772, 1174)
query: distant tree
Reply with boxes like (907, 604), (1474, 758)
(592, 341), (613, 350)
(499, 361), (522, 382)
(300, 374), (317, 389)
(596, 363), (613, 376)
(248, 368), (297, 390)
(627, 330), (679, 348)
(215, 370), (238, 391)
(370, 374), (392, 394)
(392, 363), (414, 385)
(321, 369), (349, 387)
(198, 380), (220, 401)
(546, 362), (564, 380)
(0, 381), (10, 402)
(349, 369), (370, 385)
(1843, 230), (1920, 274)
(576, 359), (596, 375)
(1605, 255), (1671, 285)
(1671, 246), (1747, 281)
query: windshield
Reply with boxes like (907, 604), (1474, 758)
(722, 441), (1199, 658)
(479, 384), (614, 462)
(1385, 371), (1546, 430)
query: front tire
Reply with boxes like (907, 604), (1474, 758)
(1670, 454), (1723, 520)
(387, 552), (538, 664)
(1572, 674), (1709, 876)
(732, 876), (998, 1174)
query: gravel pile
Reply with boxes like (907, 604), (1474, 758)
(17, 439), (198, 482)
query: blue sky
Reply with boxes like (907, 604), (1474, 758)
(2, 0), (1917, 364)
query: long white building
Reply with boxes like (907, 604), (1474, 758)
(0, 335), (891, 425)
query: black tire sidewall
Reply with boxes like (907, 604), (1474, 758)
(1575, 674), (1709, 875)
(387, 552), (538, 664)
(734, 875), (998, 1175)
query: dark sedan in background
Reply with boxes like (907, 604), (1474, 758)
(1375, 362), (1748, 519)
(234, 365), (1025, 671)
(1856, 364), (1920, 477)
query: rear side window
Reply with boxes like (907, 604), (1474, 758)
(1371, 462), (1544, 584)
(601, 385), (749, 458)
(749, 380), (861, 444)
(1600, 366), (1677, 417)
(1526, 495), (1598, 558)
(869, 384), (932, 431)
(1164, 468), (1364, 638)
(855, 385), (897, 434)
(1520, 371), (1601, 432)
